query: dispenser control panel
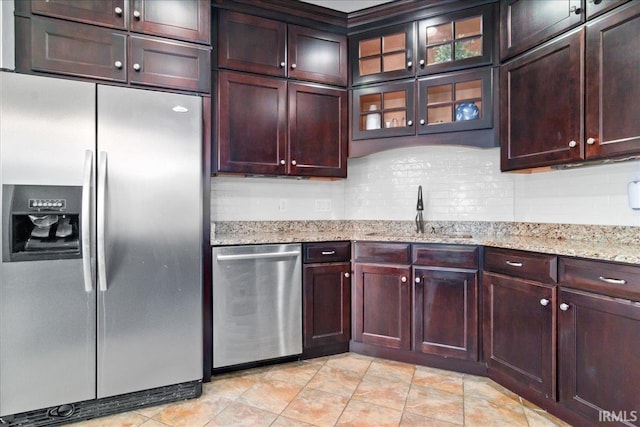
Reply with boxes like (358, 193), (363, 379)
(28, 199), (66, 210)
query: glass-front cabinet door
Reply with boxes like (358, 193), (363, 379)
(352, 80), (415, 140)
(417, 4), (493, 75)
(417, 67), (493, 134)
(350, 23), (415, 86)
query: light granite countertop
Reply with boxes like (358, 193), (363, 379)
(211, 221), (640, 265)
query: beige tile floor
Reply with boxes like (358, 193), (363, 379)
(69, 353), (572, 427)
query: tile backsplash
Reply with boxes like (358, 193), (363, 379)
(211, 146), (640, 226)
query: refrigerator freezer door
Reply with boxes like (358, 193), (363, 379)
(0, 72), (97, 416)
(96, 85), (203, 398)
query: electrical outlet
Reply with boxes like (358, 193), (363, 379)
(315, 199), (332, 212)
(278, 199), (287, 212)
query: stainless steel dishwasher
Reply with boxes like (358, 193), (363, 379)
(212, 244), (302, 369)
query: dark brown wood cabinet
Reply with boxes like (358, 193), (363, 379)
(29, 16), (127, 82)
(500, 29), (584, 171)
(585, 2), (640, 160)
(483, 248), (558, 401)
(501, 1), (640, 171)
(217, 10), (347, 86)
(353, 242), (412, 350)
(129, 35), (210, 92)
(216, 71), (347, 178)
(216, 71), (286, 175)
(352, 242), (482, 369)
(350, 22), (415, 86)
(302, 242), (351, 359)
(354, 262), (412, 350)
(129, 0), (210, 44)
(217, 10), (287, 78)
(417, 4), (494, 75)
(413, 244), (479, 361)
(500, 0), (583, 61)
(18, 0), (211, 92)
(30, 0), (126, 29)
(414, 268), (478, 360)
(288, 82), (348, 178)
(483, 272), (557, 400)
(558, 287), (640, 424)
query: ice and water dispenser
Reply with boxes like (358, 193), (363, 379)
(2, 185), (82, 262)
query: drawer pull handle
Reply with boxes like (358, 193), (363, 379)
(321, 250), (336, 255)
(598, 276), (627, 285)
(506, 260), (523, 267)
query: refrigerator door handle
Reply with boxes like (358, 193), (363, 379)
(81, 150), (94, 292)
(97, 151), (108, 292)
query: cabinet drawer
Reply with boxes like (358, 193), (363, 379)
(412, 244), (478, 268)
(559, 257), (640, 301)
(304, 241), (350, 264)
(354, 242), (411, 264)
(484, 248), (557, 283)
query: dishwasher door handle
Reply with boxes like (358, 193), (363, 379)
(216, 250), (301, 261)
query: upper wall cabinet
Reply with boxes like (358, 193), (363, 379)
(500, 0), (583, 61)
(500, 0), (631, 61)
(29, 0), (210, 43)
(501, 1), (640, 171)
(17, 0), (211, 92)
(417, 4), (494, 75)
(217, 10), (347, 87)
(350, 22), (415, 86)
(350, 4), (494, 86)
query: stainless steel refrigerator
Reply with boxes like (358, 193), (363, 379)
(0, 72), (203, 419)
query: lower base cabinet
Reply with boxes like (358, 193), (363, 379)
(558, 288), (640, 425)
(302, 242), (351, 358)
(352, 242), (481, 370)
(483, 272), (556, 400)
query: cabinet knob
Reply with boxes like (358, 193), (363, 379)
(586, 137), (596, 145)
(560, 303), (570, 311)
(419, 119), (425, 125)
(291, 63), (297, 69)
(132, 63), (141, 71)
(415, 277), (421, 284)
(419, 59), (425, 66)
(280, 159), (285, 165)
(344, 272), (350, 278)
(133, 10), (141, 19)
(401, 276), (407, 283)
(114, 60), (123, 69)
(407, 120), (413, 126)
(407, 61), (413, 68)
(280, 61), (286, 68)
(570, 5), (582, 14)
(568, 140), (577, 148)
(114, 6), (123, 16)
(291, 160), (297, 166)
(540, 298), (550, 306)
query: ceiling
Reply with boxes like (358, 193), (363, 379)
(298, 0), (396, 13)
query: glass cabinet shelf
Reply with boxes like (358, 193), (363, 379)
(418, 67), (493, 134)
(352, 80), (415, 140)
(417, 4), (493, 75)
(350, 23), (415, 86)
